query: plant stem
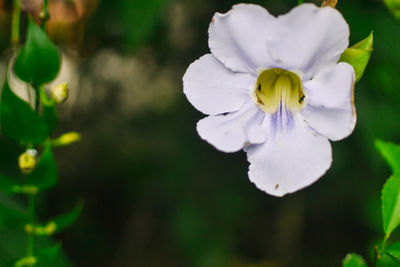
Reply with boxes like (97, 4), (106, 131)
(25, 87), (40, 266)
(11, 0), (21, 45)
(26, 194), (36, 266)
(41, 0), (50, 29)
(35, 88), (40, 113)
(375, 234), (390, 266)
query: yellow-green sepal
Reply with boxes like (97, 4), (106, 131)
(339, 31), (373, 83)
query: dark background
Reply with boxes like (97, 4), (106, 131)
(1, 0), (400, 266)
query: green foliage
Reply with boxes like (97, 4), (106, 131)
(340, 32), (373, 82)
(11, 244), (61, 267)
(0, 173), (20, 194)
(25, 145), (57, 191)
(376, 140), (400, 237)
(14, 19), (60, 86)
(0, 80), (48, 145)
(385, 241), (400, 262)
(342, 253), (368, 267)
(108, 0), (170, 50)
(376, 140), (400, 175)
(50, 202), (83, 234)
(35, 244), (62, 265)
(381, 175), (400, 237)
(384, 0), (400, 19)
(0, 203), (28, 230)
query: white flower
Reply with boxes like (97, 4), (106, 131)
(183, 3), (356, 196)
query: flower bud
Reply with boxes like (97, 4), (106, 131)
(18, 149), (37, 174)
(339, 32), (373, 82)
(321, 0), (337, 8)
(51, 132), (81, 147)
(51, 82), (69, 103)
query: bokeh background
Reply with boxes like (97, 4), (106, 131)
(0, 0), (400, 266)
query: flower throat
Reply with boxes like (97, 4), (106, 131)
(255, 68), (305, 114)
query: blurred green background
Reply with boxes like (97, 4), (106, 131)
(1, 0), (400, 266)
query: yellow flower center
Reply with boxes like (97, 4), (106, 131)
(255, 68), (305, 114)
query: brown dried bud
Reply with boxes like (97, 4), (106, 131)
(321, 0), (338, 8)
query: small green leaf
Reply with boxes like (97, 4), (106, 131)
(14, 19), (60, 85)
(339, 32), (373, 82)
(0, 202), (28, 230)
(0, 80), (48, 145)
(384, 0), (400, 20)
(375, 140), (400, 175)
(25, 145), (57, 190)
(385, 241), (400, 261)
(342, 253), (368, 267)
(382, 175), (400, 237)
(51, 202), (83, 234)
(26, 203), (83, 236)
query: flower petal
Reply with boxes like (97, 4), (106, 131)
(247, 117), (332, 197)
(301, 62), (356, 141)
(183, 54), (253, 115)
(197, 103), (267, 153)
(209, 4), (276, 73)
(267, 4), (349, 78)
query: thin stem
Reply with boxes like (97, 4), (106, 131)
(25, 86), (40, 266)
(26, 194), (36, 265)
(375, 234), (391, 266)
(35, 88), (40, 113)
(11, 0), (21, 45)
(41, 0), (50, 28)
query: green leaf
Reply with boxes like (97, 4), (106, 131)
(0, 202), (28, 230)
(26, 145), (57, 190)
(375, 140), (400, 175)
(14, 19), (60, 85)
(51, 202), (83, 234)
(382, 175), (400, 237)
(342, 253), (368, 267)
(0, 80), (48, 145)
(339, 32), (373, 82)
(27, 202), (83, 236)
(384, 0), (400, 20)
(385, 241), (400, 261)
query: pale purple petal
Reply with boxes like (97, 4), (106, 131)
(247, 116), (332, 197)
(197, 103), (267, 153)
(209, 4), (276, 73)
(183, 54), (254, 115)
(301, 62), (356, 141)
(266, 4), (349, 79)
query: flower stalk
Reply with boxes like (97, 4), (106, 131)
(11, 0), (21, 45)
(40, 0), (51, 28)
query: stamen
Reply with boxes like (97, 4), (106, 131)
(254, 68), (305, 114)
